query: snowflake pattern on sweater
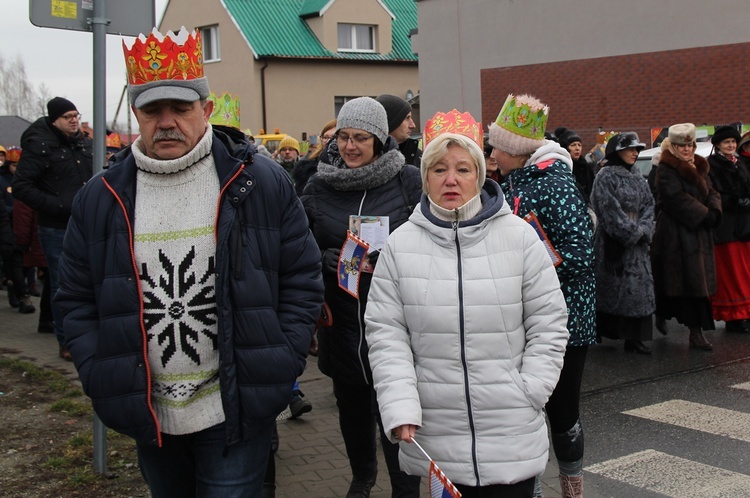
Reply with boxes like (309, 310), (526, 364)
(141, 245), (217, 368)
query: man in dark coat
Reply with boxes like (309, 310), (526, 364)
(54, 27), (323, 497)
(12, 97), (93, 358)
(376, 93), (422, 167)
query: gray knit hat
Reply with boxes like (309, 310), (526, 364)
(336, 97), (389, 145)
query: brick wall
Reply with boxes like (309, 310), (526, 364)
(480, 43), (750, 147)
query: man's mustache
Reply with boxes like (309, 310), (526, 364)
(153, 129), (186, 142)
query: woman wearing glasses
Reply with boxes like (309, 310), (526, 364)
(301, 97), (422, 498)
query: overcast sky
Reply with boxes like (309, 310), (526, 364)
(0, 0), (167, 127)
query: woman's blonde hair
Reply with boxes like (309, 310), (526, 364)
(421, 133), (486, 194)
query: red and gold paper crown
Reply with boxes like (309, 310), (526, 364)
(5, 146), (21, 163)
(423, 110), (484, 150)
(106, 133), (121, 150)
(123, 28), (204, 86)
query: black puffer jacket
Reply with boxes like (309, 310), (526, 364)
(13, 117), (93, 228)
(301, 138), (421, 385)
(56, 126), (323, 447)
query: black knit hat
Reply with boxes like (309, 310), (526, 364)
(47, 97), (77, 123)
(557, 129), (582, 150)
(711, 125), (741, 146)
(375, 94), (412, 133)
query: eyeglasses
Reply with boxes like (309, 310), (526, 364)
(321, 134), (335, 142)
(61, 113), (81, 121)
(337, 132), (374, 146)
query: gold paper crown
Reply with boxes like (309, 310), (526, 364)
(494, 94), (548, 140)
(208, 92), (241, 129)
(423, 110), (484, 150)
(123, 28), (204, 86)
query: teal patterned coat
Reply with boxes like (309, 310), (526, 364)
(500, 143), (596, 347)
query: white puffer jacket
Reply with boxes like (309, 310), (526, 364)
(365, 181), (569, 487)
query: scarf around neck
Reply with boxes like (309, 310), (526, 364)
(317, 139), (405, 191)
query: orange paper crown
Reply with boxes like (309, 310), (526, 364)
(123, 28), (204, 86)
(106, 133), (121, 150)
(423, 110), (484, 150)
(5, 146), (21, 163)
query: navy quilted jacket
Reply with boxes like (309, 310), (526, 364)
(56, 127), (323, 447)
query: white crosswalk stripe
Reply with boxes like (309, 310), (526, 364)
(622, 399), (750, 443)
(731, 381), (750, 391)
(585, 449), (750, 497)
(583, 398), (750, 495)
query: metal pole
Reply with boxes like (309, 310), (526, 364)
(90, 0), (110, 474)
(91, 0), (109, 174)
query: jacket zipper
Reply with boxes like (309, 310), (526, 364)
(102, 177), (162, 447)
(453, 216), (480, 483)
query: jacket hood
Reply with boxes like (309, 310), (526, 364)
(527, 140), (573, 171)
(410, 179), (511, 247)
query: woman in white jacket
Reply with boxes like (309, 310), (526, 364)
(365, 110), (569, 498)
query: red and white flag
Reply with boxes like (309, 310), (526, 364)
(412, 439), (461, 498)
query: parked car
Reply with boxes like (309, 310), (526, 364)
(635, 141), (713, 179)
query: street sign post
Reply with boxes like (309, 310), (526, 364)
(29, 0), (156, 474)
(30, 0), (154, 36)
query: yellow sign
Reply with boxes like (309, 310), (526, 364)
(51, 0), (77, 19)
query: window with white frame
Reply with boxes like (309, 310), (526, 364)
(199, 25), (220, 62)
(337, 23), (375, 52)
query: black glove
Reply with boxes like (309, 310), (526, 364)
(703, 209), (721, 228)
(322, 248), (341, 274)
(366, 250), (380, 268)
(739, 197), (750, 210)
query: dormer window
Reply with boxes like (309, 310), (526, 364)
(337, 23), (375, 52)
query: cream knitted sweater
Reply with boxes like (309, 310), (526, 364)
(131, 125), (224, 435)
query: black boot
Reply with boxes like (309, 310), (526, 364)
(725, 320), (750, 333)
(624, 339), (651, 355)
(6, 281), (19, 308)
(346, 469), (377, 498)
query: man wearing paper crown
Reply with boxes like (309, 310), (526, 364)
(490, 94), (595, 498)
(55, 27), (323, 497)
(365, 109), (568, 496)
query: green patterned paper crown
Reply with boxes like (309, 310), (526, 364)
(208, 92), (241, 129)
(494, 94), (548, 140)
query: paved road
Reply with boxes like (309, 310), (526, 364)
(5, 291), (750, 496)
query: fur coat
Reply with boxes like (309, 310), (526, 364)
(590, 162), (655, 317)
(651, 149), (721, 297)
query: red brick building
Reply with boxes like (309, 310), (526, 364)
(480, 43), (750, 147)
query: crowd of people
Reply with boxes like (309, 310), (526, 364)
(6, 23), (750, 498)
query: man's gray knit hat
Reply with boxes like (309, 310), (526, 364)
(335, 97), (389, 145)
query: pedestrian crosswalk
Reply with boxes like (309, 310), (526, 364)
(623, 399), (750, 443)
(586, 450), (750, 497)
(584, 393), (750, 496)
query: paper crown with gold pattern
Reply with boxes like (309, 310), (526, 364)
(423, 109), (484, 151)
(489, 94), (549, 156)
(5, 146), (21, 163)
(123, 27), (210, 109)
(208, 92), (241, 129)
